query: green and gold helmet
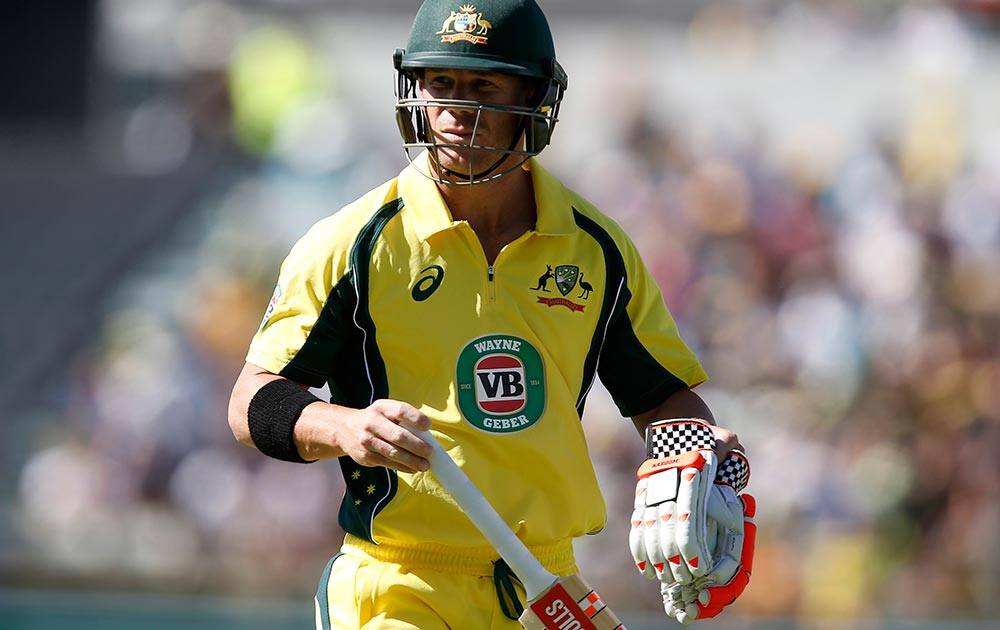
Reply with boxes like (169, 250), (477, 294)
(394, 0), (568, 185)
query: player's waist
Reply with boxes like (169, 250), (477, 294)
(342, 533), (577, 577)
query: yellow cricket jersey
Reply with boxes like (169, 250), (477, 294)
(246, 153), (707, 551)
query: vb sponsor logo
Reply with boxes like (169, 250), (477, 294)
(457, 335), (545, 433)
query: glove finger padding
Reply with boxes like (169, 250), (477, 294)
(673, 450), (717, 578)
(642, 504), (668, 580)
(629, 476), (656, 579)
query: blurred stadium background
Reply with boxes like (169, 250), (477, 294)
(3, 0), (1000, 628)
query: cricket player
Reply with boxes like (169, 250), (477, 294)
(228, 1), (755, 627)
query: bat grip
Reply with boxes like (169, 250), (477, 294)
(413, 430), (557, 600)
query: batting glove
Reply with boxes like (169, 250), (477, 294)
(628, 419), (755, 623)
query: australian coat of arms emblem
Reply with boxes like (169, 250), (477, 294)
(437, 5), (492, 45)
(531, 264), (592, 313)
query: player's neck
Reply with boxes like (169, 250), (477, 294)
(437, 166), (536, 242)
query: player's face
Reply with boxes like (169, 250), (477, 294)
(418, 68), (531, 179)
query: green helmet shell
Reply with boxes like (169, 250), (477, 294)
(393, 0), (568, 184)
(399, 0), (559, 81)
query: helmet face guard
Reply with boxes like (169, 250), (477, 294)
(394, 51), (567, 186)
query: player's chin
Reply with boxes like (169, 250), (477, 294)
(433, 147), (507, 179)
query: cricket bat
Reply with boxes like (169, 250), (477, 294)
(414, 430), (626, 630)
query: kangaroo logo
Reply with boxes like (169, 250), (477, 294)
(530, 265), (554, 292)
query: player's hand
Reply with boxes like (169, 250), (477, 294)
(708, 423), (743, 463)
(335, 399), (433, 474)
(629, 419), (754, 622)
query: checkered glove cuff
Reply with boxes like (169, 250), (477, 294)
(646, 419), (716, 459)
(716, 449), (750, 493)
(645, 419), (750, 492)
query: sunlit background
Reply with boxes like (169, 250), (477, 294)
(2, 0), (1000, 628)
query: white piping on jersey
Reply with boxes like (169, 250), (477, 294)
(576, 276), (625, 411)
(349, 264), (391, 543)
(350, 266), (377, 406)
(368, 467), (393, 543)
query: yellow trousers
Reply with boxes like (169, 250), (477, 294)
(314, 534), (578, 629)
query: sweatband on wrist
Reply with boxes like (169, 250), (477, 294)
(247, 379), (321, 463)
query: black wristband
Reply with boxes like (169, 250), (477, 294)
(247, 379), (321, 463)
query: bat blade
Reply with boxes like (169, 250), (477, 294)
(519, 574), (625, 630)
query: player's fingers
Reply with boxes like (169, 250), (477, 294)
(367, 436), (428, 473)
(709, 425), (742, 461)
(629, 507), (655, 578)
(380, 400), (432, 432)
(372, 399), (432, 445)
(370, 412), (433, 464)
(353, 449), (418, 474)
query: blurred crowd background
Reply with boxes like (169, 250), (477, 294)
(3, 0), (1000, 626)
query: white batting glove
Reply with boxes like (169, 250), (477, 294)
(629, 419), (720, 585)
(628, 419), (755, 623)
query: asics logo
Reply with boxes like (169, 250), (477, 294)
(411, 265), (445, 301)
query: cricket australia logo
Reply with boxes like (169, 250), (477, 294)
(457, 335), (545, 433)
(531, 263), (593, 312)
(555, 265), (579, 296)
(437, 4), (492, 45)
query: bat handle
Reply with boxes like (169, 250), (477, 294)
(413, 429), (557, 600)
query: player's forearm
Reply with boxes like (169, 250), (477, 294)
(228, 366), (355, 461)
(632, 387), (744, 463)
(291, 401), (351, 461)
(631, 388), (716, 437)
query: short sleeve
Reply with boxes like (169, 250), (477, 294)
(596, 238), (707, 417)
(246, 219), (349, 388)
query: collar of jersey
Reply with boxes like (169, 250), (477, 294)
(398, 151), (577, 241)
